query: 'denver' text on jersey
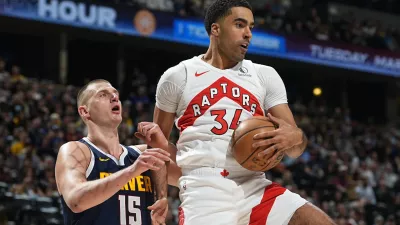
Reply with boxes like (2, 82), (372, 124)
(60, 137), (154, 225)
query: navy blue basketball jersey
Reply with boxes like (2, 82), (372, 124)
(61, 137), (154, 225)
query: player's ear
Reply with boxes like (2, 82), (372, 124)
(78, 105), (90, 119)
(211, 23), (220, 36)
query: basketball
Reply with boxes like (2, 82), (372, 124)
(230, 116), (278, 172)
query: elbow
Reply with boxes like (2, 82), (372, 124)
(70, 205), (85, 213)
(68, 201), (86, 213)
(65, 195), (86, 213)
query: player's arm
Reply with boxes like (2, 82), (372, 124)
(55, 141), (141, 213)
(252, 65), (307, 159)
(55, 141), (169, 213)
(154, 107), (182, 186)
(151, 63), (186, 187)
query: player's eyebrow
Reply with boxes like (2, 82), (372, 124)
(96, 88), (119, 96)
(233, 18), (255, 27)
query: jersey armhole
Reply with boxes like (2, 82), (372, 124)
(77, 140), (96, 179)
(86, 150), (95, 178)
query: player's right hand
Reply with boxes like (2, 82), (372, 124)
(135, 122), (168, 149)
(133, 148), (171, 174)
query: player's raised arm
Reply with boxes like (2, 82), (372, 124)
(55, 141), (170, 213)
(151, 63), (186, 186)
(153, 108), (182, 186)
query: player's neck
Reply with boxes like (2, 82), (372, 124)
(86, 125), (121, 157)
(203, 45), (238, 70)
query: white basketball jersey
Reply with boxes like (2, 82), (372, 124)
(156, 55), (287, 171)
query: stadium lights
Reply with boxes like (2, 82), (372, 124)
(313, 87), (322, 97)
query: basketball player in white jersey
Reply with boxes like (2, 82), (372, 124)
(146, 0), (336, 224)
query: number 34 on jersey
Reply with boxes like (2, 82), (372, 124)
(177, 77), (264, 134)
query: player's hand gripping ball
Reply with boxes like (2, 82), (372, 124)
(230, 116), (279, 172)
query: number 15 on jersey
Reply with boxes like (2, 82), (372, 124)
(119, 195), (142, 225)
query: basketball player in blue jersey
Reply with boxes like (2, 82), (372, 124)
(55, 79), (174, 225)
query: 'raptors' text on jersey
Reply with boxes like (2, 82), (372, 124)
(156, 55), (287, 171)
(177, 76), (264, 134)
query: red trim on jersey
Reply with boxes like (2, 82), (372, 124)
(177, 76), (264, 131)
(178, 207), (185, 225)
(249, 183), (286, 225)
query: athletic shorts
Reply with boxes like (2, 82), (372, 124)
(177, 167), (307, 225)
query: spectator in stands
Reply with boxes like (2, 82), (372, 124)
(0, 57), (9, 82)
(173, 0), (187, 16)
(10, 65), (27, 84)
(291, 20), (308, 37)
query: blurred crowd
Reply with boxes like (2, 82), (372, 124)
(274, 99), (400, 225)
(331, 0), (400, 14)
(107, 0), (400, 15)
(1, 50), (400, 225)
(94, 0), (400, 52)
(255, 3), (400, 52)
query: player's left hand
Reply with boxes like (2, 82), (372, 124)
(252, 113), (303, 160)
(135, 122), (168, 149)
(148, 197), (168, 225)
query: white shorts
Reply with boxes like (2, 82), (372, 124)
(177, 167), (307, 225)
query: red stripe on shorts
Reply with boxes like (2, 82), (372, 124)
(249, 182), (286, 225)
(178, 207), (185, 225)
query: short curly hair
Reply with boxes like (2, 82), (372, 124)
(204, 0), (252, 35)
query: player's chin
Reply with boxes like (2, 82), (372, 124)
(110, 114), (122, 122)
(234, 53), (246, 62)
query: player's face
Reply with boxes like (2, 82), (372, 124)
(84, 82), (122, 127)
(218, 7), (254, 63)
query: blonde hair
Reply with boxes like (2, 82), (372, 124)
(77, 79), (110, 107)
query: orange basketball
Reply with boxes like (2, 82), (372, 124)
(230, 116), (278, 172)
